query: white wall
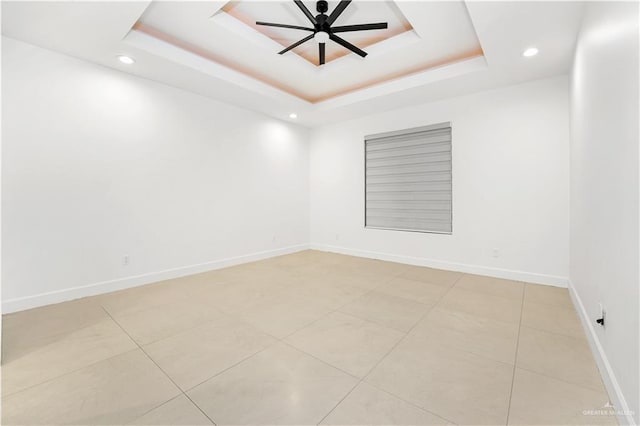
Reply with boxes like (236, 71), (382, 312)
(310, 76), (570, 285)
(569, 2), (639, 424)
(1, 37), (310, 312)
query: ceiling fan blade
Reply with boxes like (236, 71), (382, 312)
(319, 43), (325, 65)
(256, 21), (314, 31)
(293, 1), (317, 25)
(278, 33), (315, 54)
(327, 0), (352, 25)
(331, 22), (388, 33)
(329, 33), (367, 57)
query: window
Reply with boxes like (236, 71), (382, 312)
(365, 122), (452, 234)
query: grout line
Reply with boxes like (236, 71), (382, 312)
(101, 306), (218, 426)
(315, 376), (361, 425)
(128, 393), (185, 424)
(317, 272), (464, 425)
(519, 323), (589, 340)
(277, 268), (406, 342)
(0, 347), (141, 399)
(182, 343), (277, 393)
(172, 273), (405, 405)
(98, 264), (378, 401)
(99, 303), (227, 348)
(8, 257), (583, 425)
(1, 307), (151, 398)
(505, 284), (526, 425)
(168, 267), (407, 426)
(327, 308), (413, 334)
(510, 365), (612, 395)
(364, 275), (463, 377)
(280, 341), (361, 381)
(363, 381), (458, 425)
(358, 273), (464, 422)
(313, 269), (413, 426)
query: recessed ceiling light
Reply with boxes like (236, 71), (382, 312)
(289, 113), (298, 119)
(522, 47), (539, 57)
(117, 55), (135, 65)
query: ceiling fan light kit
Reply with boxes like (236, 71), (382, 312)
(256, 0), (388, 65)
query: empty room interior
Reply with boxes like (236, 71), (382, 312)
(1, 0), (639, 425)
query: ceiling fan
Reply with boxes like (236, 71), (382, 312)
(256, 0), (388, 65)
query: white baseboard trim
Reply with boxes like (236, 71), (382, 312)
(310, 243), (569, 287)
(2, 244), (310, 314)
(568, 280), (636, 426)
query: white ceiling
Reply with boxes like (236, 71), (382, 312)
(1, 1), (585, 127)
(134, 1), (481, 101)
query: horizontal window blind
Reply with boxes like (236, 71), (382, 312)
(365, 122), (452, 234)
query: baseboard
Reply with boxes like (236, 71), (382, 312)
(310, 243), (569, 287)
(2, 244), (310, 314)
(568, 280), (636, 426)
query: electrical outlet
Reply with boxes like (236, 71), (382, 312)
(596, 303), (605, 327)
(272, 235), (277, 243)
(492, 248), (500, 258)
(335, 234), (340, 241)
(123, 255), (130, 266)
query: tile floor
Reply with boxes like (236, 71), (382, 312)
(1, 250), (617, 425)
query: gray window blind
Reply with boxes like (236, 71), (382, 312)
(365, 122), (452, 234)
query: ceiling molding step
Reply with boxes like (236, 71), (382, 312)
(124, 27), (312, 108)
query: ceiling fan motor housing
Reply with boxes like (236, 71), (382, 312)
(316, 0), (329, 14)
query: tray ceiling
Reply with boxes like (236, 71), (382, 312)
(132, 1), (483, 102)
(1, 1), (586, 126)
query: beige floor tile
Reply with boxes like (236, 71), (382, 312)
(292, 262), (341, 278)
(188, 279), (292, 315)
(439, 287), (522, 323)
(411, 306), (519, 364)
(261, 250), (335, 269)
(2, 298), (109, 363)
(521, 300), (586, 339)
(517, 327), (604, 391)
(99, 282), (190, 317)
(327, 265), (398, 290)
(188, 265), (251, 284)
(329, 254), (405, 280)
(286, 311), (404, 377)
(376, 277), (450, 305)
(399, 265), (462, 287)
(112, 298), (224, 345)
(1, 350), (180, 425)
(2, 318), (137, 395)
(171, 271), (237, 297)
(302, 250), (357, 265)
(339, 291), (432, 332)
(219, 262), (299, 286)
(508, 368), (617, 425)
(321, 382), (452, 425)
(143, 269), (238, 297)
(238, 292), (333, 339)
(340, 257), (408, 277)
(524, 284), (573, 308)
(289, 276), (370, 310)
(144, 315), (277, 391)
(187, 343), (358, 425)
(2, 252), (610, 426)
(129, 395), (213, 425)
(455, 274), (524, 301)
(367, 337), (513, 425)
